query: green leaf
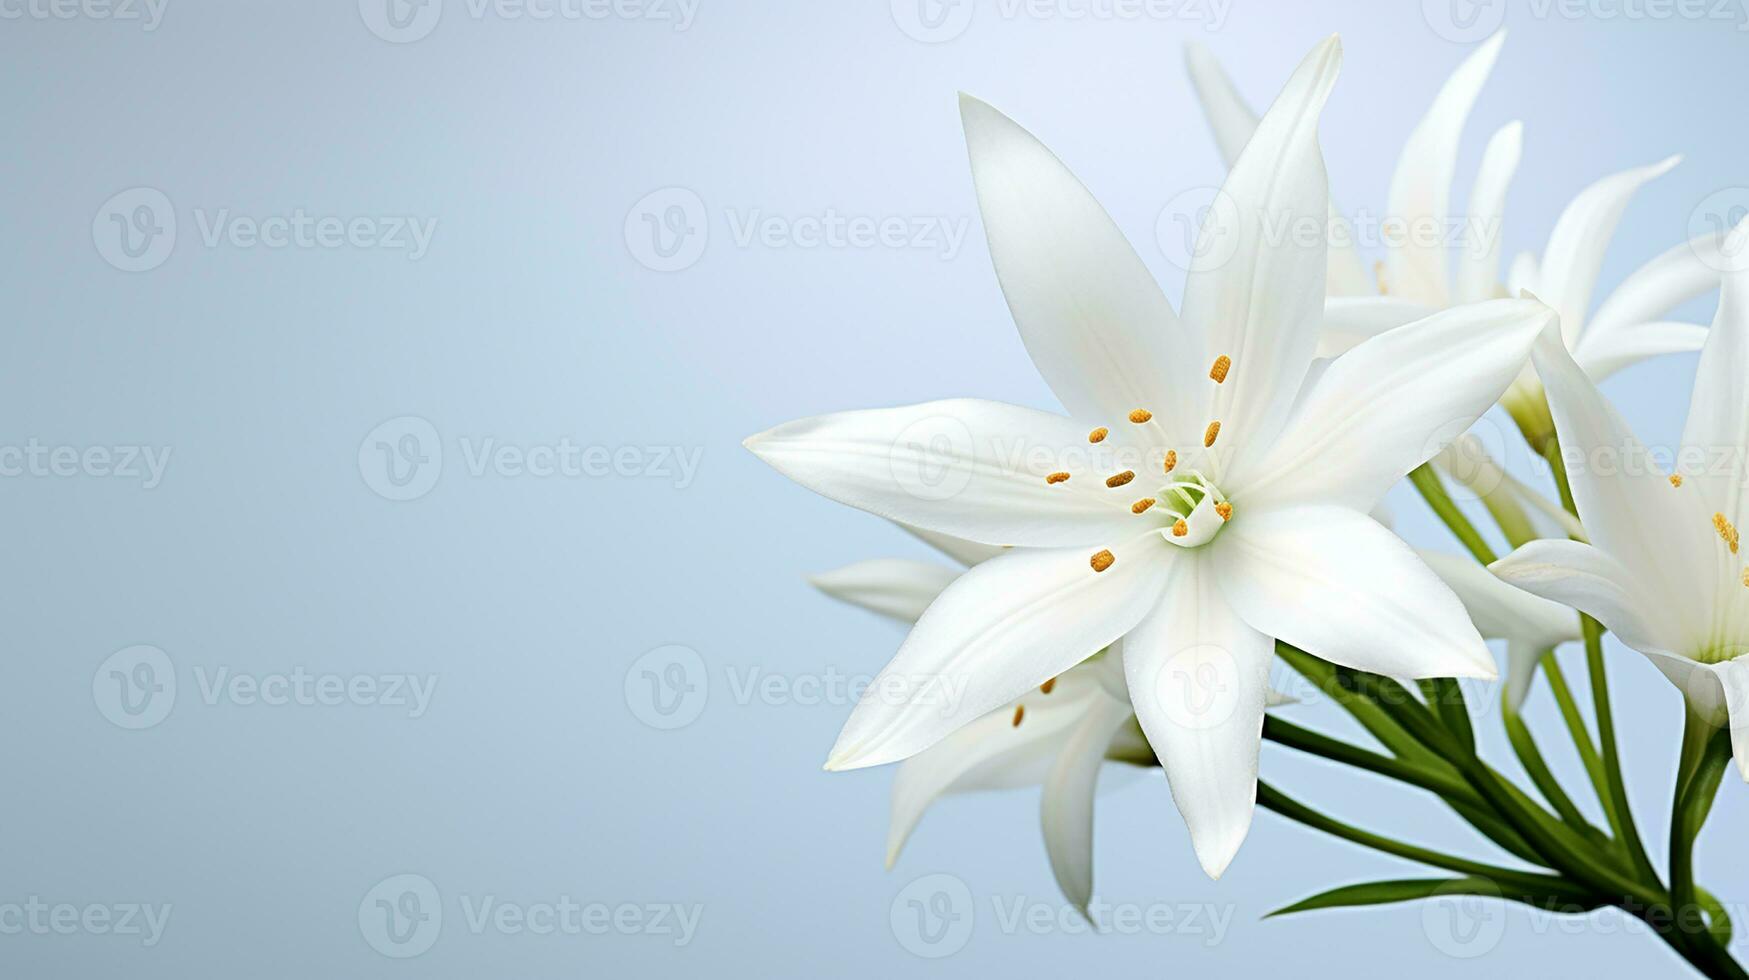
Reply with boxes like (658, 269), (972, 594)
(1267, 878), (1501, 918)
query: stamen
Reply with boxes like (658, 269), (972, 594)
(1204, 421), (1221, 447)
(1172, 519), (1188, 537)
(1670, 474), (1683, 488)
(1106, 470), (1136, 488)
(1012, 705), (1025, 727)
(1040, 678), (1057, 695)
(1128, 409), (1153, 424)
(1090, 549), (1115, 573)
(1741, 568), (1748, 588)
(1163, 450), (1177, 474)
(1209, 355), (1231, 384)
(1046, 472), (1070, 485)
(1088, 427), (1108, 444)
(1716, 512), (1740, 554)
(1216, 502), (1233, 522)
(1375, 260), (1389, 296)
(1131, 497), (1156, 514)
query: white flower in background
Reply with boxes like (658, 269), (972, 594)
(1493, 238), (1749, 777)
(1415, 550), (1580, 710)
(747, 36), (1553, 876)
(1186, 32), (1724, 410)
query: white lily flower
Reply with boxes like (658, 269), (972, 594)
(1492, 237), (1749, 778)
(1187, 33), (1723, 404)
(1415, 550), (1581, 710)
(747, 36), (1550, 877)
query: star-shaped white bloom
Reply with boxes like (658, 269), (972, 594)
(747, 36), (1553, 877)
(1493, 228), (1749, 778)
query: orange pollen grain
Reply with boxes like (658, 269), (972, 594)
(1172, 519), (1188, 537)
(1046, 471), (1070, 485)
(1209, 355), (1231, 384)
(1090, 549), (1115, 573)
(1088, 427), (1108, 444)
(1012, 705), (1025, 727)
(1375, 260), (1389, 296)
(1204, 421), (1221, 447)
(1163, 450), (1178, 474)
(1106, 470), (1136, 488)
(1131, 497), (1156, 515)
(1716, 512), (1740, 553)
(1216, 502), (1233, 522)
(1670, 474), (1684, 488)
(1040, 678), (1057, 695)
(1129, 409), (1153, 424)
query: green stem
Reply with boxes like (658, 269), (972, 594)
(1583, 614), (1661, 886)
(1502, 685), (1602, 840)
(1541, 651), (1610, 806)
(1671, 714), (1733, 946)
(1410, 463), (1498, 564)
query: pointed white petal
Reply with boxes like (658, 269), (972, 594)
(1453, 120), (1523, 305)
(1489, 539), (1683, 658)
(746, 399), (1145, 549)
(1182, 35), (1341, 463)
(1236, 299), (1552, 512)
(1384, 31), (1505, 307)
(1417, 550), (1581, 709)
(1679, 262), (1749, 523)
(1506, 250), (1539, 297)
(1573, 321), (1708, 381)
(1213, 505), (1497, 679)
(826, 535), (1175, 770)
(961, 94), (1203, 435)
(811, 559), (961, 624)
(1587, 236), (1726, 340)
(1122, 556), (1272, 879)
(1538, 155), (1682, 348)
(1317, 296), (1433, 358)
(1634, 651), (1749, 780)
(1712, 659), (1749, 780)
(1040, 691), (1134, 912)
(897, 521), (1007, 567)
(1433, 434), (1588, 541)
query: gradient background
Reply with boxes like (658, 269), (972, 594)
(4, 0), (1748, 975)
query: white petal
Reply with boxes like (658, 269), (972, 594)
(1712, 659), (1749, 781)
(1489, 539), (1683, 658)
(1530, 331), (1714, 639)
(1433, 434), (1588, 542)
(1317, 296), (1433, 358)
(826, 536), (1175, 770)
(810, 559), (961, 624)
(1634, 651), (1749, 780)
(1417, 549), (1580, 709)
(897, 521), (1007, 567)
(1506, 250), (1539, 297)
(1453, 120), (1523, 305)
(1383, 31), (1505, 307)
(1040, 691), (1134, 913)
(1122, 556), (1272, 878)
(1679, 263), (1749, 524)
(961, 94), (1203, 436)
(1573, 321), (1708, 382)
(1183, 41), (1370, 297)
(746, 399), (1145, 549)
(1235, 298), (1552, 512)
(1537, 155), (1682, 349)
(886, 681), (1099, 868)
(1586, 236), (1726, 341)
(1182, 35), (1341, 463)
(1213, 505), (1497, 680)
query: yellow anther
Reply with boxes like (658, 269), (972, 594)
(1163, 450), (1177, 474)
(1090, 549), (1115, 573)
(1088, 427), (1108, 444)
(1040, 678), (1057, 695)
(1204, 421), (1221, 447)
(1012, 705), (1025, 727)
(1172, 519), (1188, 537)
(1129, 409), (1153, 424)
(1216, 502), (1233, 522)
(1209, 355), (1231, 384)
(1375, 260), (1389, 296)
(1717, 512), (1740, 554)
(1106, 470), (1136, 488)
(1741, 568), (1748, 588)
(1670, 474), (1683, 488)
(1046, 471), (1070, 485)
(1132, 497), (1156, 514)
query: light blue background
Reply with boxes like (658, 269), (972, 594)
(4, 0), (1748, 975)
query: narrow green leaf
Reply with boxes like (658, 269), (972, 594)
(1267, 878), (1498, 918)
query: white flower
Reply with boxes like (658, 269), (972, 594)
(1492, 230), (1749, 778)
(1187, 32), (1723, 398)
(1415, 550), (1580, 710)
(747, 36), (1551, 877)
